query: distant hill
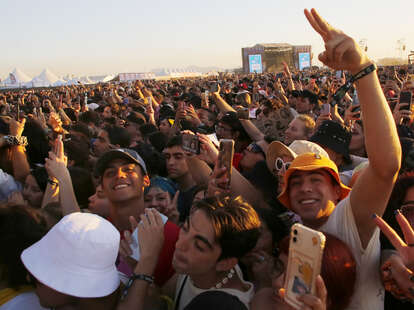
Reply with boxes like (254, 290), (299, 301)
(376, 58), (408, 66)
(151, 65), (227, 74)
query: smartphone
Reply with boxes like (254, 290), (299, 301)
(276, 72), (284, 79)
(283, 223), (326, 309)
(351, 90), (361, 113)
(16, 104), (20, 121)
(399, 91), (412, 110)
(335, 70), (342, 79)
(217, 139), (235, 190)
(147, 96), (152, 106)
(182, 133), (200, 154)
(321, 103), (330, 115)
(210, 82), (219, 93)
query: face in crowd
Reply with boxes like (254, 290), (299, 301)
(101, 159), (149, 204)
(287, 169), (341, 227)
(163, 146), (190, 180)
(93, 129), (112, 157)
(284, 118), (307, 145)
(144, 186), (172, 214)
(172, 209), (226, 276)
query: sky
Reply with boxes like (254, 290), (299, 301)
(1, 0), (413, 78)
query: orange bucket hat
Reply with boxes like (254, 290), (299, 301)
(278, 153), (351, 209)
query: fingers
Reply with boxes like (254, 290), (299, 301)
(395, 210), (414, 245)
(172, 190), (179, 207)
(373, 214), (406, 252)
(297, 276), (327, 310)
(304, 9), (328, 42)
(128, 215), (139, 231)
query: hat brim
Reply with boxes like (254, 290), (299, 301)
(266, 141), (297, 174)
(21, 232), (120, 298)
(95, 149), (142, 177)
(278, 165), (351, 209)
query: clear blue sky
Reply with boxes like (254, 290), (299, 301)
(1, 0), (413, 78)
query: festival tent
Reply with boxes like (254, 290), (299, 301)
(2, 68), (32, 87)
(29, 68), (60, 87)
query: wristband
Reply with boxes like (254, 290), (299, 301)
(4, 135), (28, 147)
(351, 63), (377, 82)
(121, 274), (154, 300)
(47, 179), (59, 186)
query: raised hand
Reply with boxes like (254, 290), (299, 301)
(304, 8), (371, 74)
(162, 191), (180, 224)
(373, 212), (414, 300)
(44, 136), (69, 182)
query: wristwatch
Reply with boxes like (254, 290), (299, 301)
(3, 135), (28, 147)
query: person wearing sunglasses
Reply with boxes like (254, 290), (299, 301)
(266, 140), (329, 194)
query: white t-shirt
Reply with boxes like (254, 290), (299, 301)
(320, 196), (384, 310)
(0, 291), (46, 310)
(174, 265), (254, 310)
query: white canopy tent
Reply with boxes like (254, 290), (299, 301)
(1, 68), (32, 88)
(29, 68), (60, 87)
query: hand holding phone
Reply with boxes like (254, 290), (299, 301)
(283, 223), (325, 309)
(182, 133), (200, 154)
(217, 139), (235, 190)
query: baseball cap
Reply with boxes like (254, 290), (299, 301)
(310, 120), (351, 159)
(266, 140), (329, 174)
(278, 153), (351, 209)
(21, 212), (120, 298)
(95, 148), (148, 177)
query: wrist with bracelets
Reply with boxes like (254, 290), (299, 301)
(4, 135), (28, 147)
(121, 273), (154, 300)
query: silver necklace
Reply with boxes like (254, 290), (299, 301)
(212, 268), (235, 289)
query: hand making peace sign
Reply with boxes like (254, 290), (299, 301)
(304, 8), (372, 74)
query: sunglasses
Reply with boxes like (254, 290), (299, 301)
(275, 157), (291, 172)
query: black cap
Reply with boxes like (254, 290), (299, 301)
(183, 291), (247, 310)
(310, 120), (351, 158)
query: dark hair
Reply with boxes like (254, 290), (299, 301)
(139, 124), (158, 139)
(0, 204), (47, 288)
(31, 166), (49, 192)
(79, 110), (101, 127)
(147, 131), (168, 153)
(70, 123), (91, 139)
(64, 134), (91, 169)
(103, 124), (131, 148)
(133, 142), (167, 177)
(68, 167), (95, 209)
(381, 175), (414, 249)
(22, 119), (50, 167)
(165, 135), (183, 149)
(191, 195), (261, 260)
(279, 232), (356, 310)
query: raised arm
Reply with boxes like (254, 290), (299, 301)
(212, 85), (236, 113)
(305, 8), (401, 247)
(44, 137), (81, 215)
(9, 118), (30, 183)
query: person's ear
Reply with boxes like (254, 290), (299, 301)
(216, 257), (238, 273)
(143, 175), (150, 187)
(334, 184), (341, 202)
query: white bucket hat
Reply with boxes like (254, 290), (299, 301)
(21, 212), (120, 298)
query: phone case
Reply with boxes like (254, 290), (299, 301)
(283, 223), (326, 309)
(218, 139), (234, 189)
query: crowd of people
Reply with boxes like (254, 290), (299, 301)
(1, 8), (414, 310)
